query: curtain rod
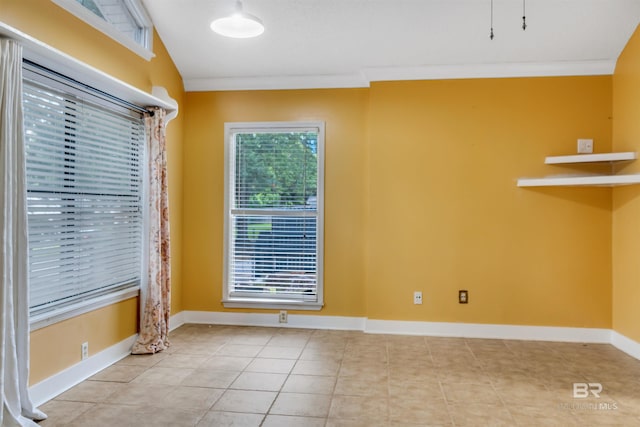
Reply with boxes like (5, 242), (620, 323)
(23, 58), (152, 115)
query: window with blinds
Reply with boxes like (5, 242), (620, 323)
(224, 122), (324, 309)
(23, 63), (145, 319)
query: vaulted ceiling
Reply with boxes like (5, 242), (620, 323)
(142, 0), (640, 91)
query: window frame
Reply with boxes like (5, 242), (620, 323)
(23, 61), (148, 331)
(51, 0), (155, 61)
(222, 121), (325, 311)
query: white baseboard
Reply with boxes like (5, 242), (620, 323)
(365, 319), (612, 343)
(179, 310), (365, 331)
(169, 310), (186, 331)
(29, 334), (137, 407)
(611, 330), (640, 360)
(173, 311), (612, 343)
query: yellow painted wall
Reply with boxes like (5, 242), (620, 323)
(183, 76), (613, 328)
(183, 90), (369, 316)
(612, 25), (640, 342)
(30, 299), (138, 385)
(367, 77), (612, 327)
(0, 1), (185, 383)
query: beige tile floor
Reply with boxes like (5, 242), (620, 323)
(38, 324), (640, 426)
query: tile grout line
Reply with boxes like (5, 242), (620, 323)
(471, 343), (519, 426)
(260, 329), (315, 426)
(324, 330), (344, 425)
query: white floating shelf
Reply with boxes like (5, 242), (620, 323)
(544, 152), (636, 164)
(518, 174), (640, 187)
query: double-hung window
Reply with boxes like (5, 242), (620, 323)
(23, 61), (146, 326)
(223, 122), (324, 310)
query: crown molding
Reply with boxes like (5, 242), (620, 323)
(184, 73), (369, 92)
(362, 59), (616, 82)
(183, 60), (616, 92)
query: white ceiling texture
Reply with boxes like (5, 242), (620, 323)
(142, 0), (640, 91)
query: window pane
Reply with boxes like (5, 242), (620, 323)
(235, 132), (318, 209)
(76, 0), (105, 18)
(230, 214), (317, 298)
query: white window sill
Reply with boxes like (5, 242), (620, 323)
(30, 287), (140, 331)
(222, 298), (323, 311)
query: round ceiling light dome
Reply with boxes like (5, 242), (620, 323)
(211, 1), (264, 38)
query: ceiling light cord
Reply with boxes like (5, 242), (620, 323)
(490, 0), (494, 40)
(490, 0), (528, 40)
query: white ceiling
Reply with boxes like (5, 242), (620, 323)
(142, 0), (640, 91)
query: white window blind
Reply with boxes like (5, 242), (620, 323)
(224, 122), (324, 308)
(23, 63), (145, 317)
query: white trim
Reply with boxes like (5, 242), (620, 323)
(174, 311), (613, 343)
(169, 311), (186, 331)
(611, 330), (640, 360)
(0, 22), (175, 113)
(151, 86), (179, 123)
(50, 0), (154, 61)
(316, 123), (325, 309)
(183, 60), (615, 92)
(29, 334), (137, 407)
(30, 289), (139, 331)
(123, 0), (154, 50)
(180, 310), (366, 331)
(222, 300), (323, 311)
(364, 319), (612, 343)
(185, 73), (369, 92)
(361, 60), (615, 84)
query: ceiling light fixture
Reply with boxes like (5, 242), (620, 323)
(210, 0), (264, 39)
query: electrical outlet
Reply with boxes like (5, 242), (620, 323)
(459, 290), (468, 304)
(279, 310), (288, 323)
(413, 291), (423, 305)
(81, 342), (89, 360)
(577, 139), (593, 154)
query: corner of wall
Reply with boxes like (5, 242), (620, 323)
(612, 24), (640, 343)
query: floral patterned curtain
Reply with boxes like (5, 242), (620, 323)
(132, 107), (171, 354)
